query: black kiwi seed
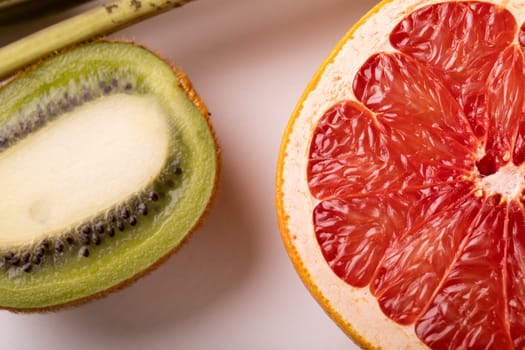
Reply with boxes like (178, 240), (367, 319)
(11, 125), (20, 139)
(116, 220), (125, 231)
(111, 78), (119, 88)
(59, 98), (71, 112)
(22, 263), (32, 273)
(4, 251), (14, 264)
(34, 246), (45, 258)
(68, 98), (78, 108)
(32, 255), (41, 265)
(65, 235), (75, 245)
(79, 233), (90, 245)
(31, 253), (42, 265)
(99, 81), (112, 94)
(95, 222), (105, 234)
(34, 110), (45, 127)
(19, 120), (32, 135)
(107, 226), (115, 237)
(120, 208), (130, 219)
(129, 216), (137, 226)
(41, 240), (50, 250)
(46, 103), (57, 118)
(92, 233), (101, 246)
(138, 203), (148, 216)
(124, 82), (133, 90)
(68, 94), (79, 107)
(81, 86), (91, 101)
(55, 240), (65, 253)
(79, 246), (90, 258)
(148, 191), (158, 201)
(8, 255), (20, 266)
(81, 224), (91, 235)
(20, 251), (30, 263)
(171, 160), (182, 175)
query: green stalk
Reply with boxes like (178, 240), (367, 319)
(0, 0), (194, 80)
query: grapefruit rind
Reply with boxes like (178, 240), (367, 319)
(276, 0), (525, 348)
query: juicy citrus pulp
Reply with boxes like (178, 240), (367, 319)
(277, 0), (525, 349)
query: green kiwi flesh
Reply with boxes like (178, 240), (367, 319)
(0, 41), (218, 310)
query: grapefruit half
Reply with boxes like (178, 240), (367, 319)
(276, 0), (525, 349)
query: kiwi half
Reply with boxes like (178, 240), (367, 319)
(0, 40), (218, 311)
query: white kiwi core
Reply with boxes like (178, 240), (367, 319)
(0, 93), (170, 245)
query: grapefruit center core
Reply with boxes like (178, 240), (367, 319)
(480, 162), (525, 200)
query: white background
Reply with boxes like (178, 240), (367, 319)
(0, 1), (377, 349)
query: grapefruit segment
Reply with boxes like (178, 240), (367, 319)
(390, 1), (516, 135)
(507, 202), (525, 349)
(484, 45), (525, 173)
(307, 101), (388, 199)
(415, 201), (511, 349)
(371, 192), (482, 325)
(313, 196), (396, 288)
(353, 52), (476, 167)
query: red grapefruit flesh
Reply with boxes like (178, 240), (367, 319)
(284, 1), (525, 349)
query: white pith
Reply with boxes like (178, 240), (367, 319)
(481, 162), (525, 200)
(0, 93), (169, 246)
(280, 0), (525, 349)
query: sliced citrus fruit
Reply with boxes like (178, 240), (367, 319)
(276, 0), (525, 349)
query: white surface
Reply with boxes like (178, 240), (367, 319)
(0, 1), (377, 349)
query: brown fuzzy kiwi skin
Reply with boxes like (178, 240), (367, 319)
(1, 39), (221, 313)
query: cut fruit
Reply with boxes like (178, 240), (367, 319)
(276, 1), (525, 349)
(0, 41), (218, 311)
